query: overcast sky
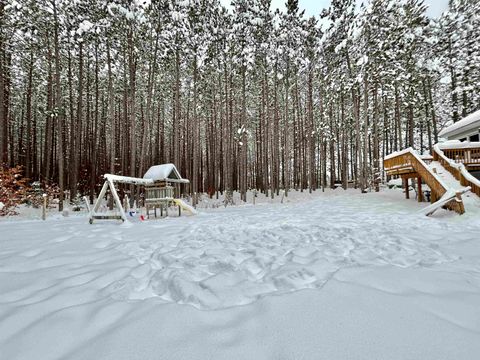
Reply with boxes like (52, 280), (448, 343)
(220, 0), (449, 18)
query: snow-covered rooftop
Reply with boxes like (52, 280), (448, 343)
(143, 163), (189, 183)
(438, 109), (480, 139)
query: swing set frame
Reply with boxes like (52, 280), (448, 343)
(88, 174), (154, 224)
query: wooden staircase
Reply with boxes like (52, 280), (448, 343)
(433, 144), (480, 198)
(384, 148), (465, 215)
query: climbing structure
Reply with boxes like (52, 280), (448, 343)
(88, 164), (195, 224)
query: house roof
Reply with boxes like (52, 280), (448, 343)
(143, 164), (190, 183)
(438, 109), (480, 139)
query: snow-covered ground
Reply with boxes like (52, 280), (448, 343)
(1, 189), (480, 359)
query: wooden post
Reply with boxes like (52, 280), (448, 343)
(42, 193), (47, 220)
(404, 177), (409, 199)
(417, 177), (423, 202)
(455, 191), (465, 215)
(83, 196), (91, 212)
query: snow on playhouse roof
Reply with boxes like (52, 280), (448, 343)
(438, 109), (480, 139)
(143, 163), (189, 183)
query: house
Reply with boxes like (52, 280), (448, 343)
(438, 109), (480, 142)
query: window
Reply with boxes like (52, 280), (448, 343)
(471, 134), (480, 142)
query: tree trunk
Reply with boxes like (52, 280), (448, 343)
(53, 0), (64, 211)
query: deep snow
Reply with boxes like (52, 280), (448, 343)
(1, 189), (480, 360)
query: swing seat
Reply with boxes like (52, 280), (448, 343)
(89, 215), (124, 224)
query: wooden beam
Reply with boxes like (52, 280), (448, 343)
(88, 181), (109, 223)
(399, 172), (420, 179)
(385, 166), (416, 176)
(108, 179), (127, 222)
(417, 177), (423, 202)
(455, 191), (465, 215)
(404, 178), (409, 199)
(92, 215), (123, 220)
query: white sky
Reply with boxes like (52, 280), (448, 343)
(219, 0), (449, 18)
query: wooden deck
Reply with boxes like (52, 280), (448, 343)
(384, 148), (465, 215)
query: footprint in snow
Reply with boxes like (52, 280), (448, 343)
(20, 249), (44, 257)
(50, 235), (72, 243)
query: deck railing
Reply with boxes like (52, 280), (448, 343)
(383, 152), (412, 171)
(441, 147), (480, 166)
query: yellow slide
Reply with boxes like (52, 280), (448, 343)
(173, 199), (198, 215)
